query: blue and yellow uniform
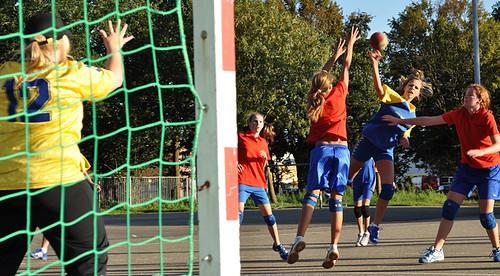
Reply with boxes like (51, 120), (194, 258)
(353, 85), (415, 161)
(0, 60), (114, 190)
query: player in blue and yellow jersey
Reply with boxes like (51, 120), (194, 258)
(349, 50), (432, 245)
(0, 13), (133, 274)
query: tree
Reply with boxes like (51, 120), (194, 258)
(235, 0), (379, 189)
(343, 12), (379, 148)
(235, 0), (334, 188)
(492, 1), (500, 21)
(0, 1), (196, 177)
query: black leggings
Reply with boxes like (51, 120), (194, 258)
(0, 180), (108, 276)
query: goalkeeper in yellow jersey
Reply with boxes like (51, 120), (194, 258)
(0, 12), (133, 275)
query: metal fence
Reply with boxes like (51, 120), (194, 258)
(98, 176), (192, 208)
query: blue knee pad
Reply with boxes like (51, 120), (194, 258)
(329, 198), (343, 212)
(379, 184), (394, 201)
(354, 206), (362, 218)
(480, 212), (497, 230)
(441, 199), (460, 220)
(264, 214), (276, 226)
(361, 205), (370, 218)
(239, 211), (244, 224)
(303, 193), (319, 207)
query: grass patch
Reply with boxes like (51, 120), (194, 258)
(267, 186), (454, 209)
(101, 186), (489, 215)
(101, 200), (193, 215)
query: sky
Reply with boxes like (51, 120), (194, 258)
(333, 0), (497, 33)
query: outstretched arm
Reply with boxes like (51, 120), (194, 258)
(382, 115), (447, 126)
(467, 134), (500, 157)
(322, 38), (346, 72)
(100, 19), (134, 91)
(339, 27), (360, 87)
(369, 50), (384, 99)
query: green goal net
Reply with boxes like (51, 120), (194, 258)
(0, 0), (200, 275)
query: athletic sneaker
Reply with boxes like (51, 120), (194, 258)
(287, 236), (306, 264)
(322, 246), (340, 269)
(355, 233), (363, 247)
(490, 247), (500, 262)
(272, 243), (289, 261)
(419, 246), (444, 264)
(367, 223), (380, 244)
(30, 248), (48, 261)
(360, 232), (370, 246)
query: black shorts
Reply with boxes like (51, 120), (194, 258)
(0, 180), (108, 275)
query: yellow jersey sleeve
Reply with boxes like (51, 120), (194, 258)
(402, 126), (414, 138)
(380, 84), (405, 104)
(71, 61), (115, 100)
(80, 154), (91, 173)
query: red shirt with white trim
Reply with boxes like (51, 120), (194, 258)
(238, 131), (270, 188)
(442, 107), (500, 168)
(307, 80), (348, 144)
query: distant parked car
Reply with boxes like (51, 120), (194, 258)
(437, 184), (450, 193)
(438, 176), (453, 194)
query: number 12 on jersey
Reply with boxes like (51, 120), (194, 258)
(5, 78), (51, 123)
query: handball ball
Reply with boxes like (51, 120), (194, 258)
(369, 32), (389, 51)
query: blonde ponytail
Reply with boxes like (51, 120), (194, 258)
(16, 35), (69, 90)
(307, 71), (333, 123)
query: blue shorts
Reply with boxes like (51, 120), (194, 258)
(352, 137), (393, 162)
(353, 159), (376, 201)
(239, 184), (270, 205)
(306, 144), (350, 195)
(450, 164), (500, 200)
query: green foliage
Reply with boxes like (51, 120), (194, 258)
(388, 189), (447, 206)
(235, 0), (379, 187)
(2, 0), (498, 183)
(344, 12), (379, 147)
(235, 0), (334, 186)
(252, 188), (448, 209)
(493, 1), (500, 20)
(0, 1), (195, 177)
(103, 200), (192, 214)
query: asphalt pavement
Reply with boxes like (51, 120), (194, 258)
(19, 206), (500, 275)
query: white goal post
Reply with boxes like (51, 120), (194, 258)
(193, 0), (240, 275)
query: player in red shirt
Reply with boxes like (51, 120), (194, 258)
(287, 27), (360, 269)
(383, 84), (500, 263)
(238, 112), (288, 261)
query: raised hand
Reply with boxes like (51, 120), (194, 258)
(347, 26), (361, 46)
(99, 19), (134, 54)
(333, 38), (346, 61)
(369, 49), (382, 63)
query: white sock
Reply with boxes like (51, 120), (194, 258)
(41, 248), (47, 253)
(294, 236), (303, 243)
(328, 244), (338, 251)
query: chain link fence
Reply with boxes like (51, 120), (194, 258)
(98, 176), (192, 209)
